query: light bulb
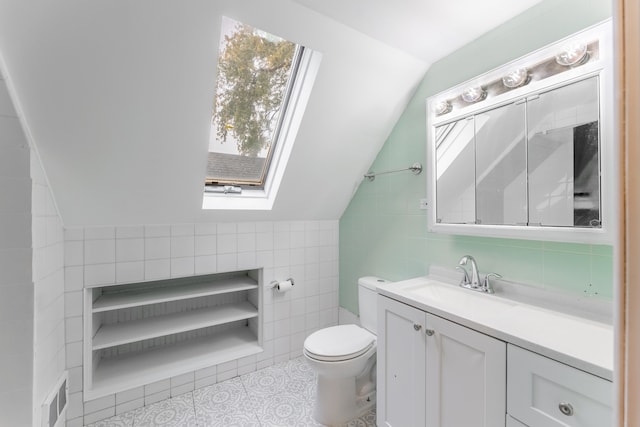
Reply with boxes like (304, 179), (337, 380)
(555, 43), (589, 66)
(433, 100), (452, 115)
(461, 87), (485, 103)
(502, 68), (529, 88)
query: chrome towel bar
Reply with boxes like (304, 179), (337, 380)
(364, 162), (422, 181)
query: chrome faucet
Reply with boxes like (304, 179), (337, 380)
(458, 255), (481, 288)
(456, 255), (501, 294)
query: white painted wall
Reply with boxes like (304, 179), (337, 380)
(64, 220), (339, 426)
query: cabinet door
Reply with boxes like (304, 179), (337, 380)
(425, 314), (506, 427)
(507, 415), (528, 427)
(377, 295), (427, 427)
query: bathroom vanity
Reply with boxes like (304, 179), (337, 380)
(387, 19), (616, 427)
(376, 274), (613, 427)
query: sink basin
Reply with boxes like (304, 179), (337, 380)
(395, 278), (517, 318)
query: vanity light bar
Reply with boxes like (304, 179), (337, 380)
(434, 38), (599, 117)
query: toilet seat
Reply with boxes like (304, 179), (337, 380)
(304, 324), (376, 362)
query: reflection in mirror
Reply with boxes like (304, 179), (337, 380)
(435, 119), (475, 224)
(527, 77), (600, 227)
(475, 102), (526, 225)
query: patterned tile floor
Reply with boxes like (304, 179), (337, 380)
(86, 357), (377, 427)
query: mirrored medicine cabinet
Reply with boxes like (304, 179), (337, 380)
(426, 21), (615, 244)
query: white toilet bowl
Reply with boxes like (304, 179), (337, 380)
(303, 277), (387, 426)
(304, 324), (377, 426)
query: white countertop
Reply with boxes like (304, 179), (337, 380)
(376, 273), (614, 381)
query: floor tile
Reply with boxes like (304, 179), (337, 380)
(196, 408), (261, 427)
(192, 377), (260, 427)
(344, 409), (377, 427)
(193, 377), (245, 410)
(283, 375), (316, 402)
(132, 392), (197, 427)
(240, 364), (289, 397)
(284, 356), (315, 382)
(85, 412), (134, 427)
(254, 391), (315, 427)
(85, 356), (377, 427)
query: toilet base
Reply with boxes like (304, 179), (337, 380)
(312, 375), (376, 426)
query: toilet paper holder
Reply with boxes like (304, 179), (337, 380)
(269, 278), (295, 289)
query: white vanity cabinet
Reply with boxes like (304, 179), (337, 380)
(507, 344), (612, 427)
(377, 294), (506, 427)
(376, 275), (614, 427)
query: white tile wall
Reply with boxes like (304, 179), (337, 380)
(64, 220), (339, 426)
(115, 386), (144, 415)
(0, 74), (66, 427)
(32, 147), (66, 427)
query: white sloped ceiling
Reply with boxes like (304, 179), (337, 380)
(0, 0), (541, 226)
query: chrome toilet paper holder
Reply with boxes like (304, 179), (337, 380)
(269, 278), (295, 289)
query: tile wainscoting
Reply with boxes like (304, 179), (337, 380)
(63, 220), (339, 426)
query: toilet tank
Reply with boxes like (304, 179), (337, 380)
(358, 276), (388, 334)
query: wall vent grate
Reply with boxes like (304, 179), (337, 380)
(41, 372), (69, 427)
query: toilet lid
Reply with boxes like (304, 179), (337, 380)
(304, 324), (375, 362)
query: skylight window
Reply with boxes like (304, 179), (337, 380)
(203, 17), (319, 210)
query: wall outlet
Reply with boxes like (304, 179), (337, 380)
(419, 198), (428, 210)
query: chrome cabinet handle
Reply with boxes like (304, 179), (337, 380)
(425, 329), (434, 336)
(413, 324), (422, 331)
(558, 402), (574, 416)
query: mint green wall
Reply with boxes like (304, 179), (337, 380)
(339, 0), (613, 315)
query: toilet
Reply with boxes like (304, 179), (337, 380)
(303, 276), (386, 426)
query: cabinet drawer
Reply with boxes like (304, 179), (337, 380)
(507, 345), (611, 427)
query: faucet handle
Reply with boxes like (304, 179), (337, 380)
(455, 265), (470, 285)
(483, 273), (502, 294)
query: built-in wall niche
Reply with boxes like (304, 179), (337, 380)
(426, 20), (614, 244)
(83, 270), (263, 400)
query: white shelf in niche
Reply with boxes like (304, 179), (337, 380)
(92, 276), (258, 312)
(83, 270), (263, 400)
(90, 327), (261, 399)
(92, 301), (259, 350)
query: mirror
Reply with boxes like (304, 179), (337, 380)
(527, 77), (600, 227)
(435, 118), (476, 224)
(436, 77), (599, 227)
(476, 101), (527, 226)
(427, 22), (613, 243)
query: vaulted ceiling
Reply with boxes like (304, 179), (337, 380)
(0, 0), (543, 226)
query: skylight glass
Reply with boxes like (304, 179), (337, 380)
(206, 17), (302, 188)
